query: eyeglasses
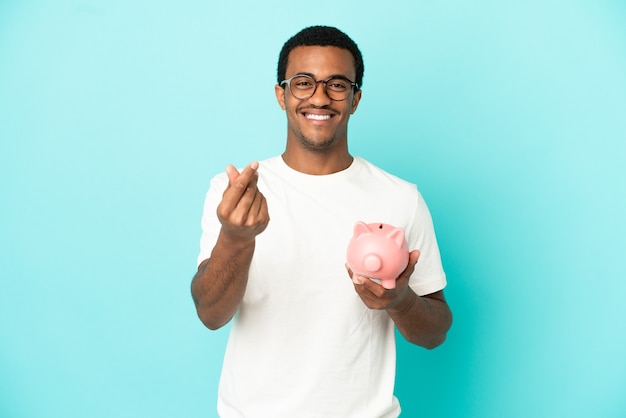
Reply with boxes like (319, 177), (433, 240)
(280, 74), (358, 101)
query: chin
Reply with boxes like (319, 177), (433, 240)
(298, 135), (338, 152)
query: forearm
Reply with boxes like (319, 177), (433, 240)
(386, 289), (452, 349)
(191, 231), (255, 330)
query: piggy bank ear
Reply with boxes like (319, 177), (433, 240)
(353, 221), (371, 236)
(386, 228), (406, 247)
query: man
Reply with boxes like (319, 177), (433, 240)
(192, 26), (452, 418)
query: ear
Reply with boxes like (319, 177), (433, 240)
(350, 89), (362, 114)
(386, 228), (406, 247)
(275, 84), (286, 110)
(353, 221), (371, 237)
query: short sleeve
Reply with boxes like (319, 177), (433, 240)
(197, 173), (228, 267)
(405, 190), (447, 296)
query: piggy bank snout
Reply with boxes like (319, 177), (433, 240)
(363, 254), (382, 272)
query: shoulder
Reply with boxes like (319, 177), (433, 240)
(354, 157), (418, 193)
(256, 156), (284, 177)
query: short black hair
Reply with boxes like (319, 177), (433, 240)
(277, 26), (364, 90)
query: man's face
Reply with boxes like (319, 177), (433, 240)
(275, 46), (362, 152)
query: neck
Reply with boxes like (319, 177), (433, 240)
(281, 146), (353, 175)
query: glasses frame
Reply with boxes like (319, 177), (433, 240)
(280, 74), (359, 101)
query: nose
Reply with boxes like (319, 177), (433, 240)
(308, 80), (332, 106)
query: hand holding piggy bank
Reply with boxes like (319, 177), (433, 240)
(346, 221), (410, 289)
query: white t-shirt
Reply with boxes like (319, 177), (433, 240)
(198, 156), (446, 418)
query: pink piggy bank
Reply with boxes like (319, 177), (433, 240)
(346, 221), (410, 289)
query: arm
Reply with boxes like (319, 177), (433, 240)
(349, 250), (452, 349)
(191, 162), (270, 330)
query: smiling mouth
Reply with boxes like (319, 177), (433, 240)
(303, 112), (333, 121)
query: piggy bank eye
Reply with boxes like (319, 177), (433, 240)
(378, 224), (383, 229)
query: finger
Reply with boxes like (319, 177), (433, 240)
(255, 195), (270, 232)
(234, 161), (259, 188)
(221, 162), (260, 212)
(258, 192), (270, 224)
(353, 275), (366, 285)
(345, 263), (356, 280)
(410, 249), (421, 265)
(232, 171), (260, 213)
(226, 182), (260, 226)
(256, 195), (270, 233)
(398, 250), (420, 280)
(227, 161), (259, 192)
(225, 164), (240, 184)
(357, 277), (387, 298)
(245, 188), (266, 225)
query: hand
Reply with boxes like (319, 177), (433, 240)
(216, 161), (270, 243)
(347, 250), (421, 311)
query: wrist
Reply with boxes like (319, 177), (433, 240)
(218, 229), (256, 251)
(387, 289), (418, 316)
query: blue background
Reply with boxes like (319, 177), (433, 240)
(1, 1), (625, 417)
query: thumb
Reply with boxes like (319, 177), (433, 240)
(399, 250), (421, 280)
(410, 249), (421, 265)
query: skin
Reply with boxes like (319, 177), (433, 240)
(191, 161), (269, 330)
(275, 46), (361, 175)
(349, 251), (452, 349)
(191, 45), (452, 348)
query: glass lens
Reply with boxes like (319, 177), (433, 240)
(325, 78), (350, 100)
(287, 75), (353, 100)
(289, 75), (316, 100)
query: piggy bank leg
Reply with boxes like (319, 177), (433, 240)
(381, 279), (396, 289)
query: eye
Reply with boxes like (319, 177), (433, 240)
(292, 76), (314, 90)
(327, 79), (349, 92)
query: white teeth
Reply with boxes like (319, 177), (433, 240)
(305, 113), (331, 120)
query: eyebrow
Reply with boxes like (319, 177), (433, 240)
(293, 72), (354, 82)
